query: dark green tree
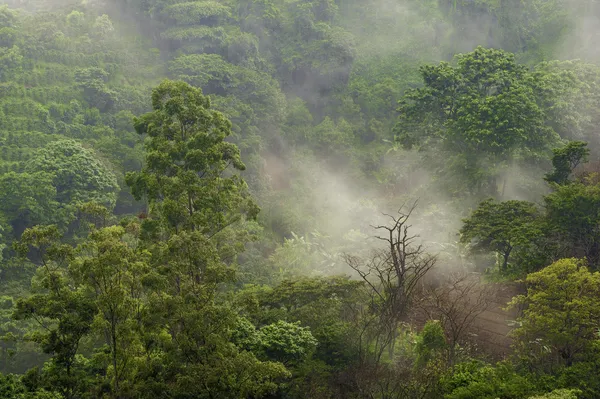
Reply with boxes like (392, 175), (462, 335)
(545, 141), (589, 185)
(0, 172), (60, 238)
(544, 182), (600, 267)
(460, 199), (543, 273)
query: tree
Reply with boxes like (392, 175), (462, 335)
(251, 276), (362, 365)
(529, 389), (581, 399)
(0, 372), (57, 399)
(414, 320), (447, 381)
(256, 321), (318, 366)
(125, 80), (286, 397)
(0, 172), (60, 238)
(417, 271), (495, 365)
(460, 199), (543, 273)
(74, 67), (116, 112)
(545, 141), (589, 185)
(395, 46), (558, 197)
(168, 53), (286, 128)
(544, 183), (600, 267)
(509, 258), (600, 370)
(126, 79), (258, 236)
(70, 224), (150, 397)
(12, 225), (95, 399)
(533, 60), (600, 151)
(344, 203), (436, 362)
(441, 361), (537, 399)
(0, 224), (6, 263)
(25, 139), (119, 210)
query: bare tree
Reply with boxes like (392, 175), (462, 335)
(416, 271), (495, 365)
(344, 203), (436, 362)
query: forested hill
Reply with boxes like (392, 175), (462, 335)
(2, 0), (600, 398)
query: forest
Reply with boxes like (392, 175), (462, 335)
(1, 0), (600, 398)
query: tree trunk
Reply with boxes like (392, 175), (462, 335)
(502, 246), (512, 272)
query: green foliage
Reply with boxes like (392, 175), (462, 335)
(126, 79), (258, 235)
(163, 1), (232, 26)
(460, 199), (543, 273)
(415, 320), (448, 367)
(2, 0), (600, 397)
(544, 183), (600, 267)
(257, 320), (318, 365)
(242, 276), (362, 368)
(13, 225), (96, 398)
(0, 372), (56, 399)
(529, 389), (581, 399)
(545, 141), (590, 185)
(26, 139), (119, 210)
(0, 172), (59, 238)
(509, 258), (600, 370)
(460, 151), (600, 273)
(441, 361), (536, 399)
(533, 61), (600, 151)
(74, 67), (117, 112)
(395, 46), (559, 197)
(70, 225), (150, 395)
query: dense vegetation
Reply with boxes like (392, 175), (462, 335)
(1, 0), (600, 398)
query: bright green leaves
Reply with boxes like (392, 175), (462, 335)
(415, 320), (448, 368)
(256, 320), (318, 365)
(509, 258), (600, 369)
(231, 316), (320, 366)
(529, 389), (582, 399)
(442, 361), (537, 399)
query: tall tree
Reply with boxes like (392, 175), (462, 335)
(70, 224), (150, 397)
(126, 80), (285, 398)
(544, 182), (600, 267)
(344, 204), (436, 362)
(126, 79), (258, 237)
(395, 47), (559, 198)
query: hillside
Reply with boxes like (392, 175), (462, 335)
(1, 1), (600, 398)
